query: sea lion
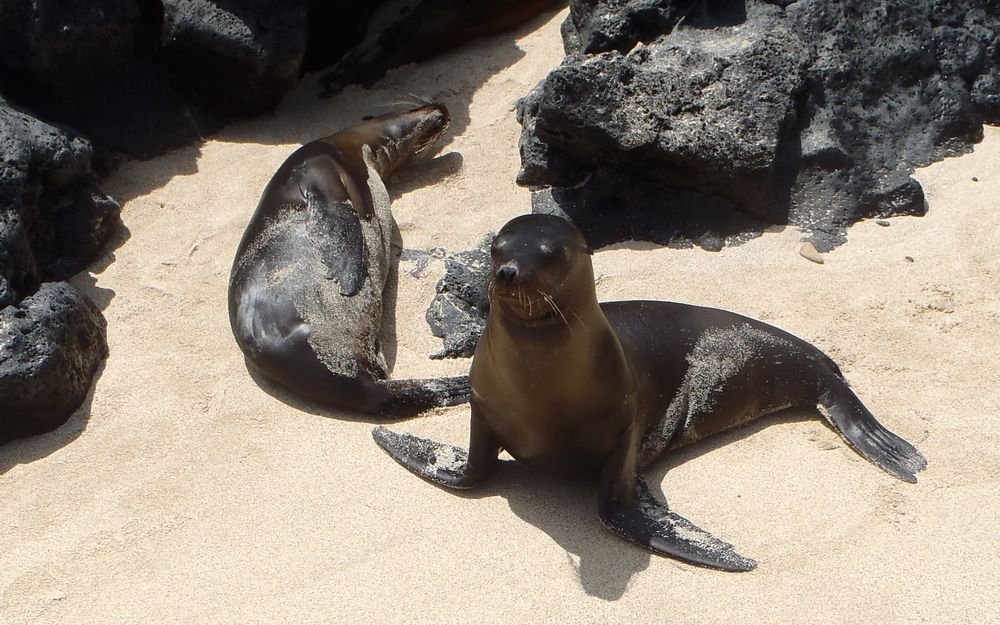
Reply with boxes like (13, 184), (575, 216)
(373, 214), (927, 570)
(229, 102), (470, 416)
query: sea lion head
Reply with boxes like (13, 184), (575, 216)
(488, 214), (595, 329)
(355, 100), (451, 176)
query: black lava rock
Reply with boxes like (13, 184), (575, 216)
(423, 236), (493, 359)
(0, 0), (221, 158)
(0, 0), (143, 92)
(519, 0), (1000, 251)
(0, 282), (107, 444)
(972, 68), (1000, 120)
(0, 98), (121, 296)
(0, 99), (115, 443)
(301, 0), (386, 73)
(160, 0), (309, 115)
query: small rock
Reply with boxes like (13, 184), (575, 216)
(875, 219), (891, 227)
(425, 236), (493, 359)
(799, 241), (825, 264)
(0, 282), (108, 444)
(905, 256), (915, 263)
(972, 177), (979, 182)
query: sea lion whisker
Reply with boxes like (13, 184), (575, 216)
(407, 92), (436, 107)
(379, 100), (417, 109)
(538, 289), (573, 335)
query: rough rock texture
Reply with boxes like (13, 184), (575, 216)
(0, 99), (117, 442)
(418, 237), (492, 359)
(0, 98), (120, 305)
(0, 0), (221, 158)
(519, 0), (1000, 251)
(0, 0), (143, 92)
(160, 0), (309, 115)
(0, 282), (107, 444)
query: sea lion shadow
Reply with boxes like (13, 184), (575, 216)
(0, 360), (105, 475)
(654, 407), (818, 474)
(387, 151), (464, 201)
(455, 460), (651, 601)
(452, 409), (818, 600)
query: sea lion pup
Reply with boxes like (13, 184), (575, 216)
(373, 214), (927, 570)
(229, 102), (469, 417)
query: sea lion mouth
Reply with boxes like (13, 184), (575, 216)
(492, 289), (566, 327)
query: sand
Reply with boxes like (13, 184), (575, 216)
(3, 7), (999, 624)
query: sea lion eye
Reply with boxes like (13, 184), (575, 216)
(538, 242), (566, 263)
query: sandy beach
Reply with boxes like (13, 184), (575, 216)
(2, 7), (999, 623)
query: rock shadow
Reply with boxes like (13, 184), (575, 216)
(217, 5), (559, 150)
(0, 361), (105, 476)
(68, 223), (131, 312)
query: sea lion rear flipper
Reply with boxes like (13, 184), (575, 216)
(819, 384), (928, 483)
(372, 416), (500, 489)
(599, 477), (757, 572)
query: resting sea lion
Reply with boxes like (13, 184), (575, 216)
(229, 102), (469, 416)
(373, 214), (927, 570)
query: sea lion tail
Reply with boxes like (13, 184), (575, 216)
(363, 375), (471, 417)
(818, 384), (928, 483)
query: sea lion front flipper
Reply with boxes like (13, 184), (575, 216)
(304, 183), (367, 296)
(599, 477), (758, 572)
(373, 414), (500, 489)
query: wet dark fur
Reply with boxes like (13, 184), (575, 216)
(228, 103), (469, 416)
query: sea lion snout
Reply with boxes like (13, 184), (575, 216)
(495, 263), (518, 285)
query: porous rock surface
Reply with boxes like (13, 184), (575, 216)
(419, 236), (493, 359)
(0, 98), (118, 441)
(0, 99), (120, 306)
(0, 0), (143, 92)
(160, 0), (309, 115)
(518, 0), (1000, 251)
(0, 282), (107, 444)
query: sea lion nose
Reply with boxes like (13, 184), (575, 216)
(496, 263), (517, 285)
